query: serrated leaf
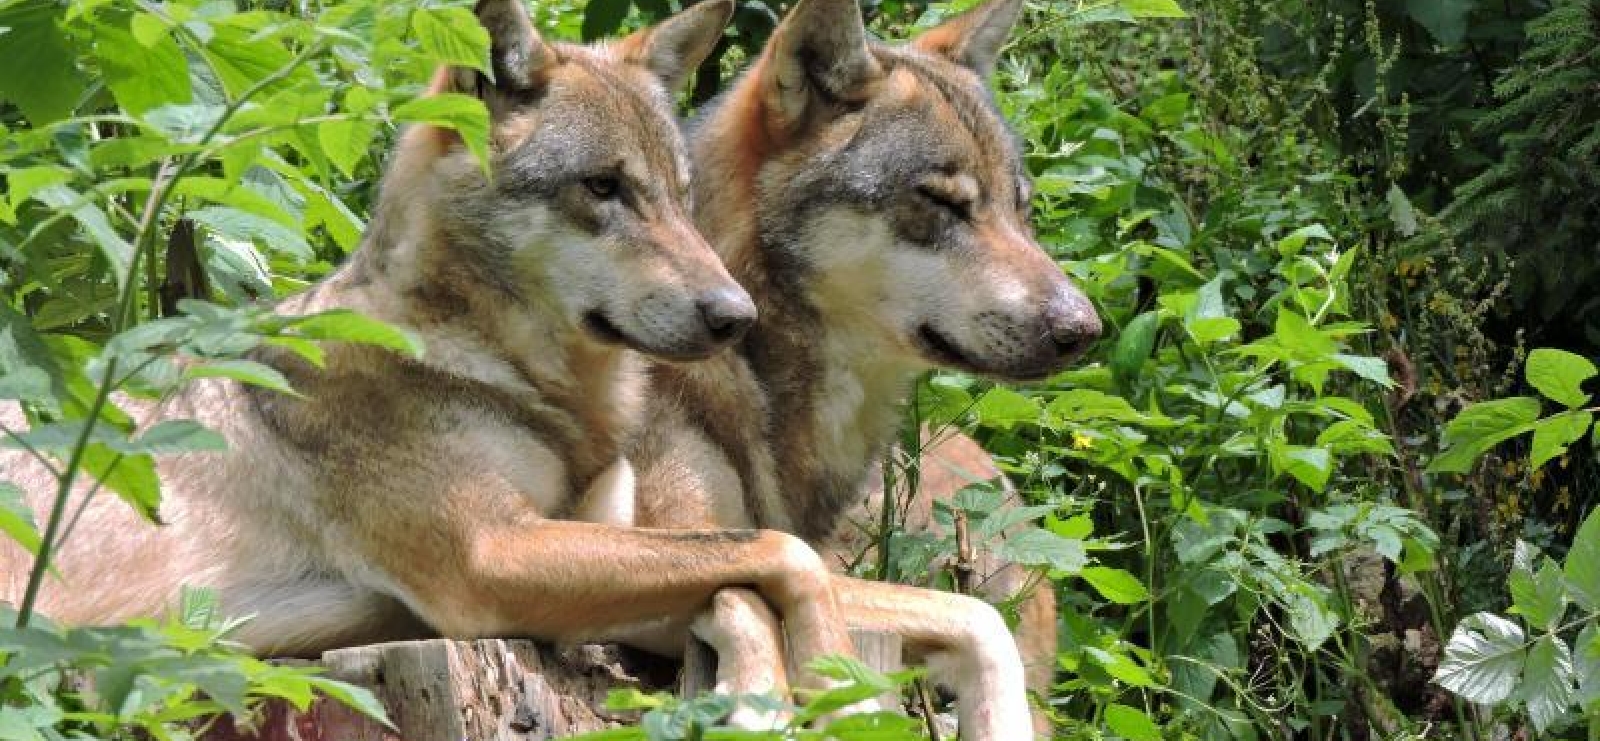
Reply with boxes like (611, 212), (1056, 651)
(1566, 507), (1600, 612)
(1333, 353), (1394, 387)
(1081, 566), (1150, 604)
(1085, 646), (1156, 687)
(94, 20), (191, 116)
(0, 2), (86, 124)
(1531, 411), (1592, 469)
(999, 528), (1087, 574)
(1434, 612), (1527, 704)
(1523, 636), (1577, 734)
(1510, 554), (1568, 631)
(290, 311), (424, 358)
(1275, 223), (1334, 257)
(1285, 589), (1336, 650)
(307, 676), (390, 724)
(317, 118), (378, 179)
(973, 386), (1040, 429)
(1575, 624), (1600, 706)
(82, 446), (161, 522)
(412, 7), (491, 74)
(189, 206), (311, 261)
(1527, 348), (1597, 408)
(393, 93), (490, 173)
(1105, 703), (1162, 741)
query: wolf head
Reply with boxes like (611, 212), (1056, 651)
(385, 0), (750, 361)
(699, 0), (1100, 380)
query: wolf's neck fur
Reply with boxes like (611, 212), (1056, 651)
(279, 131), (645, 494)
(684, 91), (926, 541)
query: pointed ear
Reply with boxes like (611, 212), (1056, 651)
(449, 0), (555, 97)
(618, 0), (734, 93)
(911, 0), (1023, 75)
(759, 0), (884, 135)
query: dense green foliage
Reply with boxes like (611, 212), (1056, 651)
(1, 0), (1597, 739)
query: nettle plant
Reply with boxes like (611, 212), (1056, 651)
(0, 0), (500, 736)
(1430, 349), (1600, 734)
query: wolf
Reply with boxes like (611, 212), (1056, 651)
(0, 0), (866, 695)
(629, 0), (1103, 736)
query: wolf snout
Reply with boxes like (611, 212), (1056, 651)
(1045, 289), (1101, 362)
(697, 287), (758, 343)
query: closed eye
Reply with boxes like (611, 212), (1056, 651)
(917, 185), (973, 220)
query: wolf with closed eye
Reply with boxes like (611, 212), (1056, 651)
(630, 0), (1103, 737)
(0, 0), (872, 700)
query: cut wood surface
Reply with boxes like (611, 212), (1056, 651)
(208, 631), (900, 741)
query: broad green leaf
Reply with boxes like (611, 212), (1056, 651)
(81, 446), (161, 522)
(290, 311), (424, 358)
(0, 482), (41, 556)
(190, 206), (311, 261)
(306, 676), (391, 723)
(0, 2), (86, 124)
(0, 302), (62, 407)
(1531, 411), (1592, 469)
(393, 93), (490, 173)
(184, 359), (296, 396)
(1080, 566), (1150, 604)
(1427, 397), (1542, 474)
(1526, 348), (1597, 408)
(1567, 507), (1600, 612)
(1275, 309), (1337, 360)
(1084, 646), (1156, 687)
(94, 20), (191, 116)
(412, 7), (491, 74)
(1105, 703), (1162, 741)
(1111, 311), (1159, 383)
(999, 529), (1087, 574)
(317, 119), (378, 179)
(1273, 444), (1331, 492)
(1189, 316), (1240, 345)
(1118, 0), (1189, 18)
(1275, 223), (1333, 258)
(1523, 636), (1577, 734)
(1187, 274), (1227, 323)
(1285, 589), (1336, 650)
(32, 185), (135, 290)
(1434, 612), (1527, 704)
(201, 24), (308, 101)
(1510, 552), (1568, 631)
(1576, 624), (1600, 706)
(973, 386), (1040, 429)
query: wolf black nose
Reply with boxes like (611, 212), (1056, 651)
(699, 288), (757, 343)
(1046, 289), (1101, 362)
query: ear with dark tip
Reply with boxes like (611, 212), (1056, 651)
(760, 0), (884, 134)
(451, 0), (554, 95)
(618, 0), (735, 92)
(911, 0), (1024, 75)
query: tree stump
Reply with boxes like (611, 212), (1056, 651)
(208, 632), (900, 741)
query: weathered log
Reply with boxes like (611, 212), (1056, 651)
(210, 632), (900, 741)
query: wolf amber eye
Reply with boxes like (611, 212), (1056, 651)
(584, 176), (621, 199)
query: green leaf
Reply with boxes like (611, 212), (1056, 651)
(1111, 311), (1159, 384)
(1523, 636), (1577, 734)
(1404, 0), (1477, 46)
(1576, 623), (1600, 706)
(0, 482), (41, 556)
(184, 359), (296, 396)
(1275, 223), (1333, 258)
(1333, 353), (1394, 387)
(1510, 546), (1568, 631)
(1118, 0), (1189, 18)
(81, 446), (162, 522)
(1080, 566), (1150, 604)
(290, 311), (424, 358)
(1085, 646), (1156, 687)
(1105, 703), (1162, 741)
(1285, 589), (1336, 650)
(0, 302), (63, 407)
(393, 93), (491, 173)
(1526, 348), (1597, 408)
(94, 20), (192, 116)
(973, 386), (1040, 429)
(582, 0), (633, 41)
(1531, 411), (1592, 469)
(189, 206), (311, 261)
(1567, 507), (1600, 612)
(32, 186), (135, 290)
(306, 676), (390, 723)
(1434, 612), (1527, 704)
(1273, 444), (1331, 492)
(126, 421), (228, 455)
(317, 118), (378, 179)
(0, 2), (86, 124)
(999, 529), (1087, 574)
(412, 7), (491, 74)
(1274, 309), (1337, 360)
(1427, 397), (1542, 474)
